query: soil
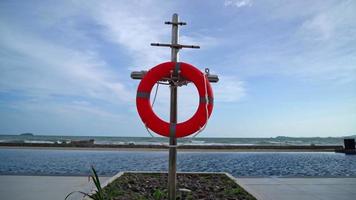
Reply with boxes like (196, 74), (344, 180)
(102, 173), (257, 200)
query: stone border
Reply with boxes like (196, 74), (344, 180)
(84, 171), (259, 200)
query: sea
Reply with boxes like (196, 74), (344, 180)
(0, 134), (352, 146)
(1, 135), (355, 177)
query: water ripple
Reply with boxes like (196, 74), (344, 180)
(1, 149), (356, 177)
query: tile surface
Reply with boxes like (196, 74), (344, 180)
(1, 176), (355, 200)
(0, 175), (110, 200)
(236, 178), (356, 200)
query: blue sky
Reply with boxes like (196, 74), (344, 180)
(0, 0), (355, 137)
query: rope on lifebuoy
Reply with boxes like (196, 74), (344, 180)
(191, 72), (209, 138)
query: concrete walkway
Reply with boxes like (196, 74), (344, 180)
(235, 177), (356, 200)
(0, 175), (110, 200)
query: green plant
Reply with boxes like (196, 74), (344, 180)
(152, 189), (164, 200)
(65, 166), (106, 200)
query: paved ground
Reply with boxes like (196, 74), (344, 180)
(0, 175), (110, 200)
(235, 177), (356, 200)
(0, 176), (355, 200)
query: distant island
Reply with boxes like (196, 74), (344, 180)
(20, 133), (34, 136)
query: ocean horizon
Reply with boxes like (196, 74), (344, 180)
(1, 134), (355, 146)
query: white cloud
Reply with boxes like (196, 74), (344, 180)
(299, 14), (333, 41)
(0, 21), (132, 104)
(149, 83), (199, 123)
(0, 1), (229, 136)
(89, 1), (171, 69)
(214, 75), (245, 103)
(85, 1), (219, 70)
(292, 1), (356, 82)
(222, 0), (356, 84)
(224, 0), (253, 8)
(180, 34), (218, 49)
(1, 0), (354, 137)
(298, 1), (356, 42)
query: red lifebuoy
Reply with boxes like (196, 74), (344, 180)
(136, 62), (213, 138)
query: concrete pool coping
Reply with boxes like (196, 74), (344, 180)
(82, 171), (254, 199)
(83, 171), (258, 200)
(1, 174), (356, 200)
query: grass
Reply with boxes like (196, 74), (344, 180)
(65, 166), (105, 200)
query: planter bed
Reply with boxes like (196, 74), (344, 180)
(92, 172), (257, 200)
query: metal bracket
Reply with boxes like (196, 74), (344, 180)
(151, 43), (200, 49)
(131, 70), (219, 83)
(165, 21), (187, 26)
